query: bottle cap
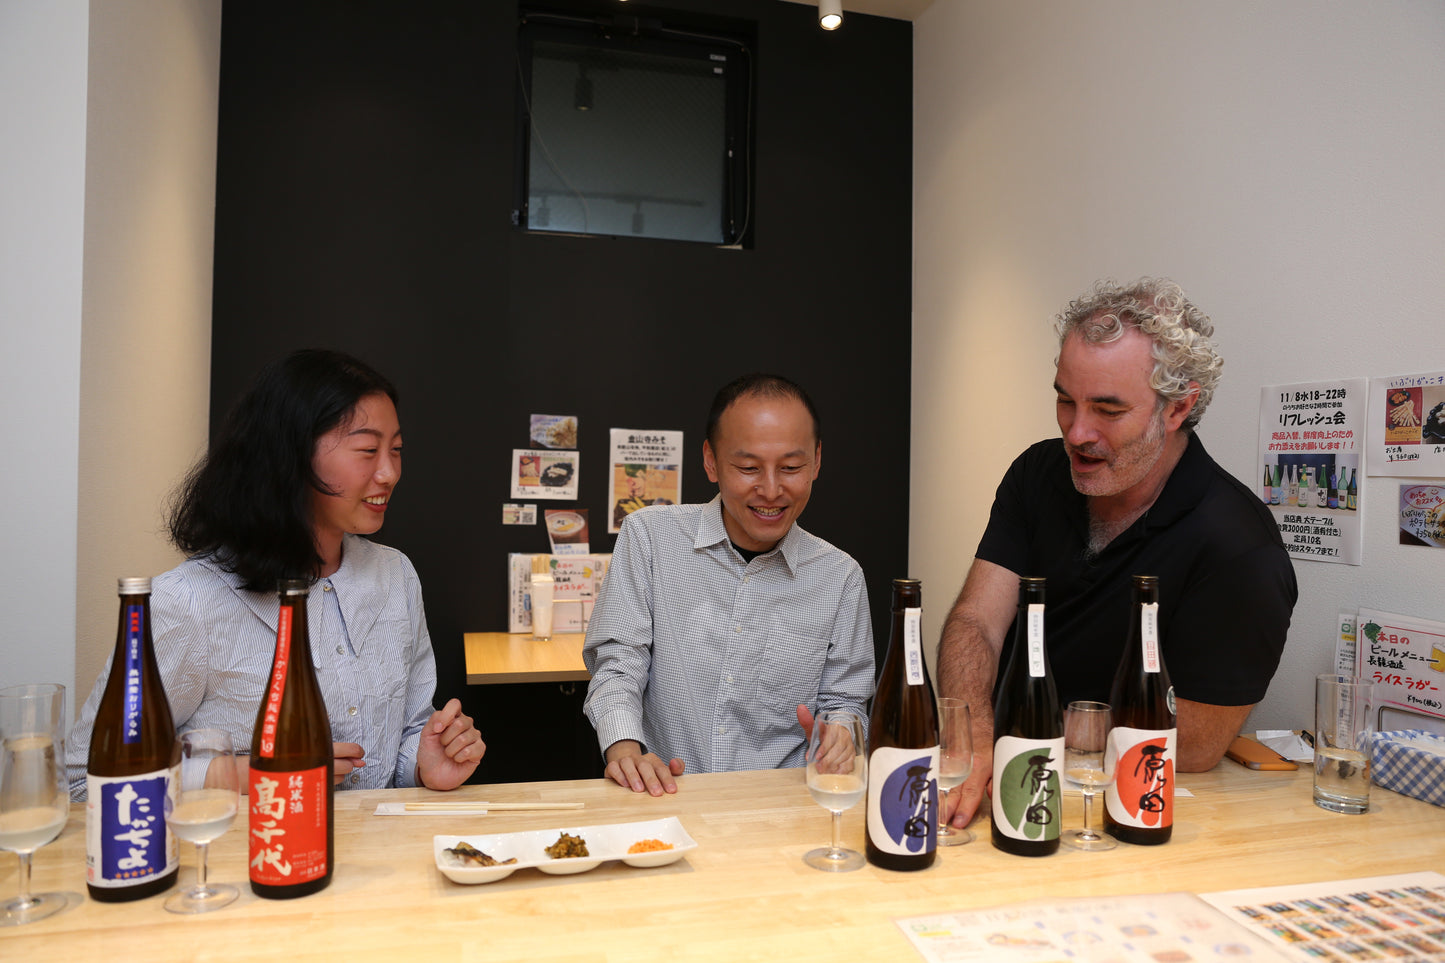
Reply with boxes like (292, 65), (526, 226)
(117, 576), (151, 595)
(277, 578), (311, 596)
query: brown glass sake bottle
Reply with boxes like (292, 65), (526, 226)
(990, 576), (1063, 857)
(86, 577), (180, 901)
(1104, 575), (1176, 845)
(864, 578), (939, 871)
(248, 579), (334, 898)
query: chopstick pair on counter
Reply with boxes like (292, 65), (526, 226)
(402, 801), (584, 812)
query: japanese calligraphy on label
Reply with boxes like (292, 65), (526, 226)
(1259, 379), (1366, 565)
(1356, 608), (1445, 722)
(249, 766), (330, 885)
(1398, 484), (1445, 548)
(607, 428), (683, 533)
(1367, 370), (1445, 477)
(85, 769), (178, 887)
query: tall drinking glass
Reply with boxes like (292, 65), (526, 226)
(937, 698), (974, 845)
(803, 709), (867, 872)
(1061, 700), (1116, 852)
(0, 683), (70, 926)
(165, 729), (240, 913)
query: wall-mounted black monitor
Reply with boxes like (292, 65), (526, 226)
(514, 6), (753, 246)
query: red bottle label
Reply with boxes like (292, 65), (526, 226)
(248, 765), (329, 885)
(257, 605), (294, 759)
(1106, 727), (1176, 829)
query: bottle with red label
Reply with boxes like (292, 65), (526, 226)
(249, 579), (334, 898)
(85, 577), (181, 900)
(1104, 574), (1176, 845)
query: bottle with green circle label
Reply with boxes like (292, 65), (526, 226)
(990, 577), (1062, 857)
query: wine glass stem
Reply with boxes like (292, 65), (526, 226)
(14, 852), (34, 908)
(1081, 789), (1095, 839)
(194, 842), (210, 895)
(830, 810), (843, 854)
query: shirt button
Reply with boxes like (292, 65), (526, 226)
(743, 575), (750, 583)
(336, 645), (345, 655)
(323, 584), (333, 592)
(726, 674), (734, 683)
(734, 625), (741, 633)
(350, 772), (359, 785)
(348, 706), (359, 716)
(718, 727), (726, 734)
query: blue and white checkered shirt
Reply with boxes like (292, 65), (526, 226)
(67, 535), (435, 798)
(583, 497), (875, 772)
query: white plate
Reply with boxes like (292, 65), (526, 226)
(434, 816), (697, 885)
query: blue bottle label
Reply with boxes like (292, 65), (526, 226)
(85, 769), (178, 887)
(865, 745), (939, 856)
(121, 604), (146, 744)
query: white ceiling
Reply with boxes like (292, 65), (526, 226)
(776, 0), (934, 22)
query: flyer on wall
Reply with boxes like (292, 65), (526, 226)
(1367, 371), (1445, 477)
(1258, 379), (1366, 565)
(509, 448), (579, 500)
(607, 429), (683, 533)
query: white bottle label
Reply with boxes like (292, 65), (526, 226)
(1141, 603), (1161, 673)
(1026, 604), (1046, 678)
(85, 766), (179, 887)
(1104, 725), (1176, 829)
(991, 734), (1063, 841)
(903, 607), (924, 686)
(866, 744), (938, 856)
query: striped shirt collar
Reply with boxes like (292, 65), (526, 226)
(692, 494), (807, 576)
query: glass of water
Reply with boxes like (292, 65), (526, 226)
(1313, 675), (1373, 814)
(1061, 700), (1116, 851)
(937, 698), (974, 845)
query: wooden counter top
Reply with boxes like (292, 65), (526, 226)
(4, 765), (1441, 961)
(463, 630), (589, 684)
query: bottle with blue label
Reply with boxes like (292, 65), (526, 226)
(85, 577), (179, 901)
(864, 578), (939, 871)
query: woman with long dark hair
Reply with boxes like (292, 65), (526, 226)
(68, 349), (484, 796)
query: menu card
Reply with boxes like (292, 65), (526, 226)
(897, 872), (1445, 962)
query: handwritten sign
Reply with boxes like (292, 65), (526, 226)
(1357, 608), (1445, 722)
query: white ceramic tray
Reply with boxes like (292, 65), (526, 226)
(434, 816), (697, 884)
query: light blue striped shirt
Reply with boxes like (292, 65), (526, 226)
(583, 497), (875, 773)
(66, 535), (435, 798)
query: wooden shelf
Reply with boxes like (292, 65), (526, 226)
(463, 631), (589, 684)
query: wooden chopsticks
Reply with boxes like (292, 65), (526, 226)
(402, 801), (584, 812)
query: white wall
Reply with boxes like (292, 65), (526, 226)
(911, 1), (1445, 733)
(0, 2), (89, 695)
(0, 0), (220, 709)
(75, 0), (222, 707)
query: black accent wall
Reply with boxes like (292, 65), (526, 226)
(211, 0), (913, 783)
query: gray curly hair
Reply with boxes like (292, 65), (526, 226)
(1054, 277), (1222, 430)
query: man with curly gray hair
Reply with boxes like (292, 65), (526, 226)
(936, 278), (1297, 835)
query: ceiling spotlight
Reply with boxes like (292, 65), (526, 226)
(819, 0), (842, 30)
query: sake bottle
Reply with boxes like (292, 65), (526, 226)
(85, 577), (180, 901)
(249, 579), (334, 898)
(864, 578), (938, 871)
(1104, 575), (1176, 845)
(1315, 467), (1328, 510)
(990, 577), (1062, 857)
(1335, 468), (1349, 511)
(1347, 468), (1357, 510)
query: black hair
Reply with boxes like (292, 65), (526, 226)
(167, 349), (398, 591)
(705, 373), (821, 451)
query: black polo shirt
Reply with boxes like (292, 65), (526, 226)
(977, 433), (1297, 707)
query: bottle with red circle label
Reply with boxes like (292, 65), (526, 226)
(1104, 574), (1176, 845)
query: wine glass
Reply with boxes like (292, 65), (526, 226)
(1062, 700), (1116, 852)
(0, 683), (70, 926)
(937, 698), (974, 846)
(164, 728), (240, 914)
(803, 709), (867, 872)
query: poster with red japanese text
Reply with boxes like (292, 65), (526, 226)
(1356, 608), (1445, 724)
(1367, 371), (1445, 477)
(1259, 379), (1367, 565)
